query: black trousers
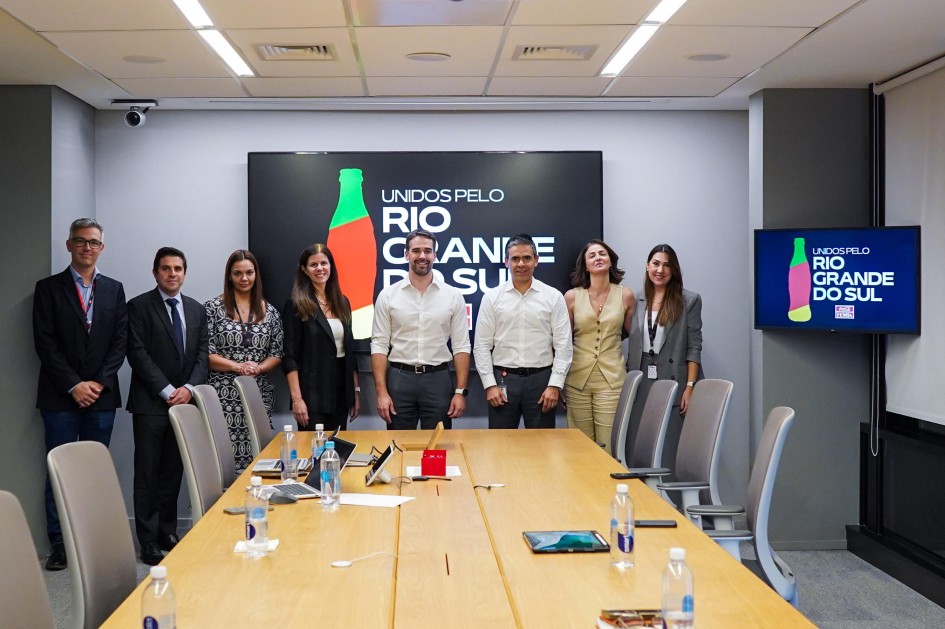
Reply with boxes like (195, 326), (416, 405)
(488, 368), (556, 429)
(386, 367), (453, 430)
(133, 412), (183, 546)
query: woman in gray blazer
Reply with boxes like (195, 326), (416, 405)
(625, 244), (703, 468)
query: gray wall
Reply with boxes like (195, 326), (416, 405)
(0, 86), (95, 549)
(749, 89), (871, 549)
(92, 109), (751, 522)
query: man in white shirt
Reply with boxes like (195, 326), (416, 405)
(371, 229), (471, 430)
(474, 234), (572, 429)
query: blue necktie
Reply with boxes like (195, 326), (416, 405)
(166, 298), (185, 369)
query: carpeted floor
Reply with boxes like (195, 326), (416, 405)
(40, 547), (945, 627)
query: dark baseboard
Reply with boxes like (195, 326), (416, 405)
(847, 525), (945, 608)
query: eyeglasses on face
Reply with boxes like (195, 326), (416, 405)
(71, 238), (103, 250)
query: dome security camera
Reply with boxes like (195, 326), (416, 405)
(124, 107), (147, 128)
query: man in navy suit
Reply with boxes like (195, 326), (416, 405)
(127, 247), (208, 565)
(33, 218), (128, 571)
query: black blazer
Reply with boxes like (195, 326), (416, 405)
(282, 298), (356, 414)
(33, 268), (128, 411)
(126, 288), (209, 414)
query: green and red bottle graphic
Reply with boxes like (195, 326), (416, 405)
(326, 168), (376, 339)
(787, 237), (812, 322)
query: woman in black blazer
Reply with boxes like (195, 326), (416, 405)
(283, 243), (360, 431)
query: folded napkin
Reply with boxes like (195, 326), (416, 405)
(233, 539), (280, 553)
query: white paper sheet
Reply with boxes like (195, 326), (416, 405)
(339, 493), (415, 508)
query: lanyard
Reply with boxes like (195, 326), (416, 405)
(646, 300), (663, 357)
(74, 279), (96, 331)
(236, 305), (255, 347)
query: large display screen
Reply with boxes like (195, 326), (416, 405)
(754, 227), (920, 334)
(248, 151), (603, 346)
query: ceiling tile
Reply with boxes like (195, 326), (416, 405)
(44, 30), (230, 78)
(201, 0), (348, 29)
(626, 25), (812, 78)
(673, 0), (860, 27)
(608, 76), (738, 97)
(351, 0), (513, 26)
(495, 25), (633, 77)
(512, 0), (649, 26)
(226, 28), (360, 77)
(488, 76), (611, 97)
(367, 76), (487, 96)
(242, 76), (365, 97)
(0, 0), (186, 31)
(112, 77), (247, 98)
(356, 26), (504, 76)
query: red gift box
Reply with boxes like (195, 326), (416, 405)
(421, 449), (446, 476)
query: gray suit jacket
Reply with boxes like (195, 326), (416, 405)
(627, 288), (703, 403)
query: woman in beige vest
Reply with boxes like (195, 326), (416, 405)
(563, 240), (635, 451)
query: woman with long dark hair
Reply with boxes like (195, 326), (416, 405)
(283, 243), (359, 431)
(206, 249), (284, 473)
(563, 240), (635, 451)
(626, 244), (703, 467)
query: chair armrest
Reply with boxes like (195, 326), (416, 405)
(705, 529), (752, 542)
(686, 504), (746, 517)
(657, 480), (709, 492)
(625, 467), (671, 478)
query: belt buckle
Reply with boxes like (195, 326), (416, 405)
(414, 364), (424, 374)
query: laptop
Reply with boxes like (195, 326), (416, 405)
(268, 435), (358, 499)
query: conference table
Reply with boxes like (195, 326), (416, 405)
(102, 429), (814, 628)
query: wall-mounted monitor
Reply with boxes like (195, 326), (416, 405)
(754, 226), (920, 334)
(248, 151), (603, 348)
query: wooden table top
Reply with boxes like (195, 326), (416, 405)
(102, 428), (814, 628)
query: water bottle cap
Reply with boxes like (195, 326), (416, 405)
(150, 566), (167, 579)
(315, 423), (324, 431)
(250, 475), (262, 486)
(670, 547), (686, 561)
(616, 483), (629, 494)
(284, 425), (293, 432)
(325, 441), (335, 449)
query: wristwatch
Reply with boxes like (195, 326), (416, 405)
(686, 381), (695, 388)
(455, 388), (469, 397)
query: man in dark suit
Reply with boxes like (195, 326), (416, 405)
(127, 246), (208, 565)
(33, 218), (128, 571)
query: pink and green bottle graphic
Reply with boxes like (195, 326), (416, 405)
(787, 237), (812, 322)
(326, 168), (377, 339)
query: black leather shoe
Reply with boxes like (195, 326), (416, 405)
(157, 533), (181, 552)
(140, 540), (164, 566)
(45, 543), (67, 571)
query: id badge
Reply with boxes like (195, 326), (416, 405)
(499, 385), (508, 402)
(647, 365), (658, 380)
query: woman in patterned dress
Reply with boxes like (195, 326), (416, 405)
(206, 249), (284, 473)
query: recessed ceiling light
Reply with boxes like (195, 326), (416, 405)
(406, 52), (451, 62)
(687, 53), (729, 62)
(123, 55), (166, 64)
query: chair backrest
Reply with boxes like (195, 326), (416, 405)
(169, 404), (224, 523)
(47, 442), (137, 629)
(673, 379), (734, 505)
(235, 375), (274, 457)
(193, 384), (236, 488)
(628, 379), (678, 468)
(0, 491), (55, 629)
(610, 370), (643, 461)
(746, 406), (797, 603)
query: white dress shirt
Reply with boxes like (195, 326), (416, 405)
(474, 278), (572, 389)
(371, 276), (471, 365)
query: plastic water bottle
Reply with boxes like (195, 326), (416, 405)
(610, 483), (634, 569)
(320, 441), (341, 512)
(312, 423), (327, 460)
(141, 565), (176, 628)
(245, 476), (269, 558)
(280, 424), (298, 481)
(662, 547), (694, 629)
